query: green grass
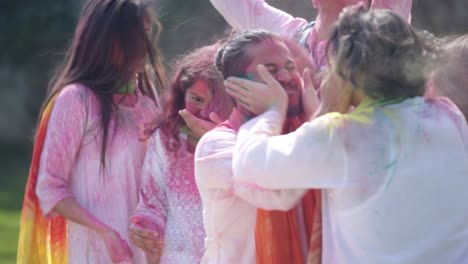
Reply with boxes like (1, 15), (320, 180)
(0, 148), (30, 264)
(0, 210), (20, 264)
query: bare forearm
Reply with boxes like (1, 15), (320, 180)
(53, 197), (109, 233)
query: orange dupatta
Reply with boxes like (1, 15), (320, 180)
(255, 191), (322, 264)
(17, 97), (68, 264)
(255, 118), (322, 264)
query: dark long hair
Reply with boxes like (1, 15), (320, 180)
(146, 44), (234, 151)
(326, 5), (436, 101)
(37, 0), (166, 170)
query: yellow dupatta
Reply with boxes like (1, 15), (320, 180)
(17, 96), (68, 264)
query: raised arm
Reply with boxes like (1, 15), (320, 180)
(195, 122), (306, 211)
(233, 109), (349, 190)
(210, 0), (307, 39)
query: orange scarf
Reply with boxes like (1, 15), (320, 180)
(17, 97), (68, 264)
(255, 118), (322, 264)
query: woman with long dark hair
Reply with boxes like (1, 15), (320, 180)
(17, 0), (165, 263)
(129, 44), (234, 263)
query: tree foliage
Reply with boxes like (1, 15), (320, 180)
(0, 0), (466, 151)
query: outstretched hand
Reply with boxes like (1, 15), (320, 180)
(314, 73), (352, 117)
(224, 65), (288, 116)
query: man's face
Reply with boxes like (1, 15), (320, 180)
(244, 39), (303, 118)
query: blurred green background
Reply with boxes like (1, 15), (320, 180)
(0, 0), (466, 263)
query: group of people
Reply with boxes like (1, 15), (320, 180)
(16, 0), (468, 264)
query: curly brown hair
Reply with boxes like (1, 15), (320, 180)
(327, 5), (437, 101)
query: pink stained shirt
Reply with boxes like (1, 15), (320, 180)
(134, 130), (206, 263)
(36, 84), (158, 264)
(194, 109), (306, 264)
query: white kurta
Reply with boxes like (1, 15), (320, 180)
(233, 97), (468, 264)
(195, 110), (306, 264)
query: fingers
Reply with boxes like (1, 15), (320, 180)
(130, 233), (160, 248)
(178, 109), (198, 129)
(224, 78), (250, 100)
(130, 224), (159, 239)
(256, 64), (279, 87)
(208, 112), (223, 124)
(302, 68), (315, 92)
(130, 215), (159, 231)
(130, 234), (164, 254)
(129, 225), (163, 254)
(301, 68), (320, 121)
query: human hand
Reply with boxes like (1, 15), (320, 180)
(99, 227), (133, 263)
(224, 64), (288, 116)
(179, 109), (223, 139)
(301, 68), (320, 121)
(314, 72), (352, 117)
(129, 215), (164, 261)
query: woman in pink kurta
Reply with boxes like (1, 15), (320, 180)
(32, 0), (165, 263)
(37, 84), (158, 263)
(130, 45), (234, 263)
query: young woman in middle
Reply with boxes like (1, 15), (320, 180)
(130, 44), (234, 263)
(195, 30), (320, 264)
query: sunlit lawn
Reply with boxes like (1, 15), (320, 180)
(0, 150), (29, 264)
(0, 209), (20, 264)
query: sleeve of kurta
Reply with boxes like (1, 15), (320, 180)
(210, 0), (307, 39)
(36, 84), (88, 217)
(135, 133), (168, 232)
(233, 110), (349, 189)
(195, 125), (306, 211)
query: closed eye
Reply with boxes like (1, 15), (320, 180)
(266, 66), (278, 75)
(286, 61), (296, 71)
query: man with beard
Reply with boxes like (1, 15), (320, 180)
(194, 30), (319, 264)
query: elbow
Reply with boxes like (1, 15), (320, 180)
(35, 179), (73, 217)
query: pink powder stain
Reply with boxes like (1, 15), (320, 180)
(252, 1), (265, 17)
(135, 130), (206, 262)
(36, 84), (158, 263)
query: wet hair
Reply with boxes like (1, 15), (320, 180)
(327, 5), (436, 101)
(215, 30), (282, 79)
(37, 0), (166, 170)
(146, 44), (234, 151)
(431, 35), (468, 120)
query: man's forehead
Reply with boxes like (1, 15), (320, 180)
(247, 39), (293, 64)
